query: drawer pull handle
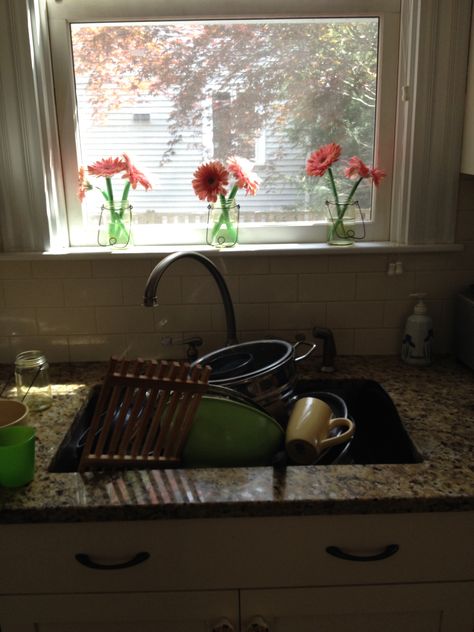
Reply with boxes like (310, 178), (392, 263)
(246, 615), (270, 632)
(212, 617), (235, 632)
(75, 551), (150, 570)
(326, 544), (399, 562)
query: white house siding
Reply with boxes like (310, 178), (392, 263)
(76, 80), (315, 224)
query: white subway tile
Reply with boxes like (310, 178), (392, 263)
(125, 333), (180, 360)
(68, 334), (128, 362)
(212, 303), (269, 332)
(327, 301), (384, 329)
(36, 307), (96, 335)
(415, 270), (474, 299)
(356, 271), (415, 300)
(3, 280), (64, 307)
(32, 260), (92, 278)
(0, 261), (31, 279)
(153, 304), (212, 333)
(182, 275), (239, 304)
(96, 306), (154, 334)
(239, 274), (297, 303)
(64, 278), (122, 306)
(92, 259), (155, 278)
(328, 254), (387, 273)
(270, 255), (328, 274)
(9, 336), (70, 363)
(299, 273), (356, 301)
(0, 308), (37, 336)
(269, 302), (326, 330)
(353, 328), (400, 355)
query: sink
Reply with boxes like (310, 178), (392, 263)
(294, 378), (422, 465)
(49, 378), (422, 473)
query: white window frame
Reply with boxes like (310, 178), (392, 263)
(0, 0), (471, 251)
(51, 0), (398, 246)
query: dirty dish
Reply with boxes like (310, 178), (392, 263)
(0, 399), (29, 429)
(182, 395), (284, 468)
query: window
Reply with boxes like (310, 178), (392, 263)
(47, 1), (399, 246)
(0, 1), (469, 252)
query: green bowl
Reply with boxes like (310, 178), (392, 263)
(182, 396), (284, 468)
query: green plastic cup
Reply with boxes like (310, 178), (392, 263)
(0, 426), (36, 487)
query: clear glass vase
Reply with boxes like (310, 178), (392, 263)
(206, 199), (239, 248)
(98, 201), (132, 248)
(325, 200), (362, 246)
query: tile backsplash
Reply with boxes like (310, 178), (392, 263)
(0, 176), (472, 364)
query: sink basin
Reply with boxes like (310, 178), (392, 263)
(49, 378), (422, 473)
(294, 378), (422, 465)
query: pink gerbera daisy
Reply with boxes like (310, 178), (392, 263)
(77, 166), (92, 202)
(121, 153), (152, 191)
(369, 167), (386, 187)
(227, 156), (261, 196)
(344, 156), (371, 180)
(192, 161), (229, 203)
(306, 143), (341, 177)
(87, 156), (126, 178)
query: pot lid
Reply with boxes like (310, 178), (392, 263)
(195, 339), (293, 382)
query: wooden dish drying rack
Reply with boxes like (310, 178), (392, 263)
(78, 357), (211, 471)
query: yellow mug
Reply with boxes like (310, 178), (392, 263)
(285, 397), (355, 465)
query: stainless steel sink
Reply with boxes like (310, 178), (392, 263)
(49, 378), (422, 473)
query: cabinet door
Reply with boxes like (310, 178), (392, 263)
(241, 582), (474, 632)
(0, 590), (239, 632)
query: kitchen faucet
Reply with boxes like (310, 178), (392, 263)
(143, 251), (238, 347)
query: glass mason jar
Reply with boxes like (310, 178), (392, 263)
(325, 200), (362, 246)
(15, 351), (53, 411)
(206, 199), (240, 248)
(98, 201), (132, 248)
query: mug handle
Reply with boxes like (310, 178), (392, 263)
(319, 417), (355, 450)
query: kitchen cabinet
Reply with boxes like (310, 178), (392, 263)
(1, 512), (473, 632)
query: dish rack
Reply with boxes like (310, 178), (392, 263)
(78, 357), (211, 471)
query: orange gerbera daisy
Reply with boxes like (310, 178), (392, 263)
(368, 167), (386, 187)
(77, 166), (92, 202)
(87, 156), (126, 178)
(192, 160), (229, 203)
(227, 156), (261, 196)
(306, 143), (341, 177)
(344, 156), (371, 180)
(121, 153), (152, 191)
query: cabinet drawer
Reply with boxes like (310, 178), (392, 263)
(0, 512), (472, 594)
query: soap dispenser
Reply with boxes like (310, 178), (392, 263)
(401, 293), (434, 366)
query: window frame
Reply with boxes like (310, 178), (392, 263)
(0, 0), (470, 252)
(47, 0), (400, 246)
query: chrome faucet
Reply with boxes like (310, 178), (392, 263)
(143, 252), (238, 347)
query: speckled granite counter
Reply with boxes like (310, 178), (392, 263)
(0, 356), (473, 523)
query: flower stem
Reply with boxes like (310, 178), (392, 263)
(105, 177), (114, 205)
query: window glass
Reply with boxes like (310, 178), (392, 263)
(45, 0), (400, 246)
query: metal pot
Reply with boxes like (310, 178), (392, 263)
(193, 339), (316, 425)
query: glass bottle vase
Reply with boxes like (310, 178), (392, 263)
(206, 199), (239, 248)
(325, 200), (361, 246)
(98, 201), (132, 248)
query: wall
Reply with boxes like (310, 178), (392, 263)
(0, 175), (472, 365)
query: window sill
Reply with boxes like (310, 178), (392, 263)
(0, 241), (464, 260)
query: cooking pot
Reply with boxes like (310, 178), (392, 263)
(193, 339), (316, 425)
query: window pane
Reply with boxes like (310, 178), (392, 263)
(71, 18), (379, 237)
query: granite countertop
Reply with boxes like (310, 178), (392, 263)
(0, 356), (473, 524)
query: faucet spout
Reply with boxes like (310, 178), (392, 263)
(143, 252), (238, 347)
